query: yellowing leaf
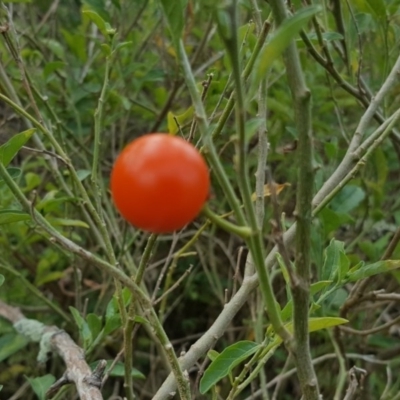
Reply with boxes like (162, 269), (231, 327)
(251, 182), (290, 202)
(167, 106), (194, 135)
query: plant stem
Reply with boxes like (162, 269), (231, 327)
(267, 0), (320, 398)
(177, 39), (246, 226)
(92, 50), (112, 210)
(222, 1), (290, 342)
(0, 262), (71, 323)
(0, 161), (191, 400)
(202, 205), (253, 238)
(211, 19), (271, 140)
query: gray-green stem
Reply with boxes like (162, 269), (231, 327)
(0, 161), (191, 400)
(267, 0), (320, 398)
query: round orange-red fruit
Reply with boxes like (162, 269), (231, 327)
(110, 133), (210, 233)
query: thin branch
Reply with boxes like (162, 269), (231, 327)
(0, 300), (104, 400)
(267, 0), (319, 398)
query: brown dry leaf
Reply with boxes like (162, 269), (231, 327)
(251, 182), (290, 202)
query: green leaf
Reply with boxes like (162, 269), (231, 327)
(167, 106), (193, 135)
(307, 317), (348, 332)
(86, 314), (103, 340)
(76, 169), (91, 182)
(46, 217), (90, 229)
(133, 315), (149, 325)
(104, 314), (121, 335)
(83, 10), (115, 39)
(207, 349), (220, 362)
(115, 41), (133, 52)
(330, 185), (365, 213)
(159, 0), (188, 44)
(0, 274), (4, 286)
(321, 239), (349, 282)
(41, 39), (65, 59)
(280, 300), (293, 322)
(0, 333), (29, 362)
(23, 172), (41, 191)
(61, 30), (87, 62)
(307, 31), (344, 42)
(319, 207), (353, 235)
(0, 210), (30, 225)
(251, 6), (320, 94)
(25, 374), (56, 400)
(281, 281), (331, 321)
(43, 61), (66, 81)
(366, 0), (386, 21)
(101, 43), (112, 56)
(69, 307), (85, 330)
(200, 341), (260, 394)
(346, 260), (400, 282)
(279, 317), (348, 338)
(0, 129), (35, 167)
(4, 167), (21, 180)
(311, 280), (333, 295)
(35, 271), (65, 287)
(69, 307), (92, 348)
(91, 360), (145, 379)
(36, 191), (76, 212)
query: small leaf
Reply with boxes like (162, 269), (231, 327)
(321, 239), (348, 281)
(159, 0), (188, 44)
(24, 172), (41, 191)
(366, 0), (386, 21)
(87, 314), (103, 340)
(167, 106), (193, 135)
(35, 271), (65, 287)
(0, 210), (31, 225)
(47, 217), (89, 229)
(83, 10), (113, 39)
(207, 349), (220, 362)
(91, 360), (145, 379)
(346, 260), (400, 282)
(101, 43), (112, 56)
(76, 169), (91, 181)
(43, 61), (66, 81)
(114, 41), (133, 52)
(251, 6), (320, 95)
(69, 307), (85, 330)
(330, 185), (365, 214)
(104, 314), (121, 335)
(200, 341), (260, 394)
(133, 316), (149, 325)
(311, 280), (332, 295)
(69, 307), (92, 348)
(0, 129), (36, 167)
(0, 333), (29, 362)
(284, 317), (348, 335)
(41, 39), (65, 59)
(25, 374), (56, 400)
(251, 182), (290, 202)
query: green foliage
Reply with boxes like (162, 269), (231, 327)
(0, 333), (29, 363)
(25, 375), (56, 400)
(200, 341), (260, 394)
(251, 6), (321, 95)
(159, 0), (188, 44)
(0, 129), (35, 167)
(0, 0), (399, 398)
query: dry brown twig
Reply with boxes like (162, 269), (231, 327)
(0, 300), (105, 400)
